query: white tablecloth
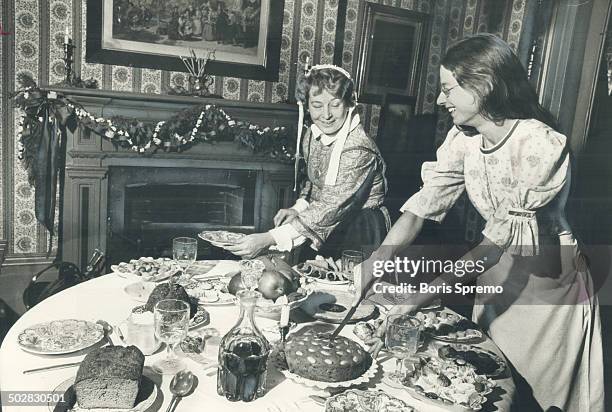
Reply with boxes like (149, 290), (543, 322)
(0, 269), (515, 411)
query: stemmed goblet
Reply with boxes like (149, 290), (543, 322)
(172, 237), (198, 282)
(385, 314), (421, 379)
(152, 299), (190, 374)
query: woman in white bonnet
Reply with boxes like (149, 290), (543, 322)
(228, 65), (389, 260)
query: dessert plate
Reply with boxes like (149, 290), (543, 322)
(48, 369), (158, 412)
(18, 320), (104, 355)
(124, 282), (156, 303)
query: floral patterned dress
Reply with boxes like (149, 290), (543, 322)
(401, 119), (604, 411)
(290, 122), (389, 258)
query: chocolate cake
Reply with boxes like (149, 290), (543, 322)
(284, 328), (372, 382)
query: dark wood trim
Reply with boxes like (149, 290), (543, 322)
(333, 0), (348, 67)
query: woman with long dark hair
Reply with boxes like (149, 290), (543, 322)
(357, 34), (604, 411)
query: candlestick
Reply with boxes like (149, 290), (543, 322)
(64, 28), (70, 45)
(62, 31), (75, 84)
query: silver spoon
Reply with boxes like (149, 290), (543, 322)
(166, 370), (195, 412)
(96, 320), (115, 346)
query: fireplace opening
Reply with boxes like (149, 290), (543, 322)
(107, 166), (257, 264)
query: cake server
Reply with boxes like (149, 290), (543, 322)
(328, 276), (379, 342)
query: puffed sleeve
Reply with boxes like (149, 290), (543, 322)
(290, 147), (380, 250)
(482, 122), (570, 256)
(400, 127), (466, 221)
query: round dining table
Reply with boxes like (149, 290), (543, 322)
(0, 263), (515, 412)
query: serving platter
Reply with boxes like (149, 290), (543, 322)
(111, 257), (178, 282)
(294, 262), (350, 285)
(414, 309), (483, 343)
(301, 291), (376, 323)
(49, 370), (158, 412)
(383, 355), (495, 411)
(18, 320), (105, 355)
(325, 389), (418, 412)
(437, 344), (506, 378)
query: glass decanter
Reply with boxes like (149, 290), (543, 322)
(217, 290), (270, 402)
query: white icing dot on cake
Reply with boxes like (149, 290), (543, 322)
(308, 348), (315, 352)
(340, 360), (349, 366)
(296, 351), (303, 356)
(321, 350), (330, 356)
(353, 356), (360, 362)
(307, 356), (316, 364)
(324, 359), (332, 365)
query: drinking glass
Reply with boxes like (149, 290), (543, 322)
(239, 259), (266, 291)
(125, 308), (158, 355)
(385, 314), (421, 378)
(341, 250), (365, 293)
(152, 299), (190, 374)
(173, 237), (198, 281)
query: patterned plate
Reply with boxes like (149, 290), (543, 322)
(18, 319), (105, 355)
(111, 257), (178, 282)
(437, 344), (507, 378)
(198, 230), (246, 246)
(414, 309), (484, 343)
(325, 389), (418, 412)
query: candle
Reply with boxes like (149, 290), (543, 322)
(64, 28), (70, 45)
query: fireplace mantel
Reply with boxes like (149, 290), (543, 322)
(57, 88), (298, 269)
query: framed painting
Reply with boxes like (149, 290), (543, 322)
(355, 4), (430, 104)
(86, 0), (284, 81)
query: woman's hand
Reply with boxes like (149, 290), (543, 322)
(225, 233), (275, 259)
(273, 208), (298, 227)
(364, 303), (420, 358)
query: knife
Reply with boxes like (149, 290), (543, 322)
(23, 361), (81, 374)
(328, 276), (379, 342)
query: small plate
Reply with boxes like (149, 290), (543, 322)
(18, 320), (105, 355)
(293, 263), (350, 285)
(124, 282), (156, 303)
(111, 257), (178, 282)
(48, 370), (158, 412)
(198, 230), (246, 246)
(437, 344), (506, 378)
(300, 291), (376, 324)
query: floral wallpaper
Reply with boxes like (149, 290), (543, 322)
(1, 0), (527, 257)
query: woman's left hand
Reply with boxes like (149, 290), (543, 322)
(225, 233), (275, 258)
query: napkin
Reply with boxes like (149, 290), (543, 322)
(192, 260), (241, 280)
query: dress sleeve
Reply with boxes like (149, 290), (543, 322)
(482, 124), (570, 256)
(290, 147), (380, 250)
(400, 127), (466, 221)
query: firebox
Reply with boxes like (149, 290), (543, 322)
(107, 166), (257, 263)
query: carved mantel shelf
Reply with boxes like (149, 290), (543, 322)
(57, 88), (298, 269)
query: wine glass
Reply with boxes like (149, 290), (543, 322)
(385, 314), (421, 379)
(152, 299), (190, 374)
(341, 249), (365, 293)
(239, 259), (266, 291)
(173, 237), (198, 281)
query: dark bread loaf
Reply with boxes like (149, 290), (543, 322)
(284, 328), (372, 382)
(145, 282), (197, 318)
(74, 345), (145, 408)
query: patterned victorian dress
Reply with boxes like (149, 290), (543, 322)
(401, 119), (604, 411)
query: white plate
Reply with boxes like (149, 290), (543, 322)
(48, 369), (158, 412)
(124, 282), (156, 303)
(300, 291), (376, 323)
(131, 305), (209, 330)
(198, 230), (246, 245)
(18, 320), (105, 355)
(111, 257), (178, 282)
(293, 264), (350, 285)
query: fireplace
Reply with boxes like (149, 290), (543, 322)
(107, 166), (258, 263)
(58, 88), (297, 270)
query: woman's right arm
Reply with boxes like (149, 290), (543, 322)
(355, 210), (424, 296)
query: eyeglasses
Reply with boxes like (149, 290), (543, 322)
(440, 84), (460, 98)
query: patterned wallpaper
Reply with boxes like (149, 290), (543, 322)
(1, 0), (527, 257)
